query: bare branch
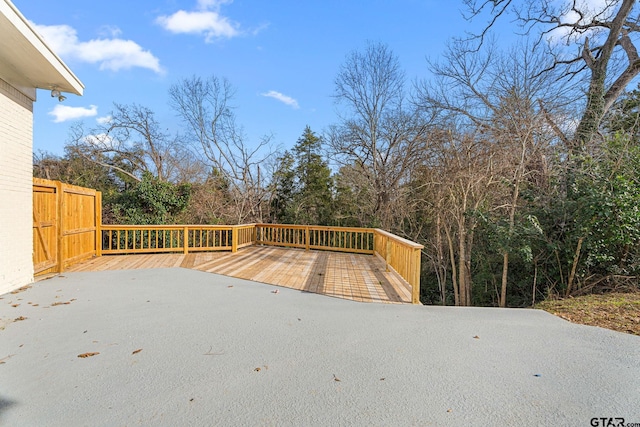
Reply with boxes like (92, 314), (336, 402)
(170, 75), (275, 223)
(537, 99), (570, 146)
(461, 0), (514, 50)
(77, 152), (141, 183)
(582, 37), (596, 69)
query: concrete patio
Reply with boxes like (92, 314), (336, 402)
(1, 268), (639, 426)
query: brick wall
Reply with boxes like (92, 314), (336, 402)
(0, 78), (34, 294)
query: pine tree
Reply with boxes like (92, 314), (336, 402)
(292, 126), (333, 225)
(270, 151), (296, 223)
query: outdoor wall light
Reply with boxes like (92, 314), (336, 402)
(50, 87), (66, 102)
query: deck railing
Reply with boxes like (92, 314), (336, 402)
(373, 229), (423, 304)
(255, 224), (375, 254)
(100, 224), (256, 255)
(99, 223), (423, 304)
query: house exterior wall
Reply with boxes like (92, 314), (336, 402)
(0, 77), (34, 294)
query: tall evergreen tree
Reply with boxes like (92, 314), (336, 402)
(292, 126), (333, 225)
(270, 151), (296, 223)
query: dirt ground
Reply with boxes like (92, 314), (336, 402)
(536, 291), (640, 336)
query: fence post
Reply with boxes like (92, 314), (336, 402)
(183, 226), (189, 254)
(56, 181), (64, 273)
(232, 226), (238, 253)
(305, 226), (310, 251)
(95, 191), (102, 257)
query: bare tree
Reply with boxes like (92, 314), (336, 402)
(169, 75), (274, 223)
(67, 103), (201, 184)
(463, 0), (640, 149)
(414, 126), (500, 306)
(330, 41), (429, 230)
(415, 41), (560, 306)
(33, 149), (119, 191)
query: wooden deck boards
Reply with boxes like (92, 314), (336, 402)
(66, 246), (413, 304)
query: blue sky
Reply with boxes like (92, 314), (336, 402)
(14, 0), (503, 156)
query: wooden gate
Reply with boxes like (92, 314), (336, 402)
(33, 178), (102, 276)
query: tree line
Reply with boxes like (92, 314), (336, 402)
(35, 0), (640, 307)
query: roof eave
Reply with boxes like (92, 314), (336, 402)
(0, 0), (84, 97)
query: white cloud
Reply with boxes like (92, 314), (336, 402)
(48, 104), (98, 123)
(197, 0), (233, 10)
(156, 0), (240, 42)
(548, 0), (614, 43)
(96, 115), (112, 124)
(33, 23), (163, 74)
(97, 25), (123, 38)
(261, 91), (300, 109)
(251, 22), (270, 36)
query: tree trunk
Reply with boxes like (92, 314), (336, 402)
(499, 165), (522, 308)
(445, 225), (459, 306)
(565, 237), (584, 297)
(500, 251), (509, 307)
(435, 212), (447, 304)
(458, 223), (468, 306)
(465, 228), (474, 305)
(573, 69), (606, 150)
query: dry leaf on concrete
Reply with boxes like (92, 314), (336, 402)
(77, 352), (99, 358)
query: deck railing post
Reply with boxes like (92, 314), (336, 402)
(385, 239), (391, 272)
(411, 248), (421, 304)
(183, 226), (189, 254)
(372, 230), (377, 255)
(231, 226), (238, 253)
(305, 226), (310, 251)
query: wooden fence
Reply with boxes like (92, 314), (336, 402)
(31, 178), (423, 302)
(33, 178), (101, 276)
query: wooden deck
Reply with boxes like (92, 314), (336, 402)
(66, 246), (413, 304)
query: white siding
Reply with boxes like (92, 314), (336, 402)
(0, 77), (34, 294)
